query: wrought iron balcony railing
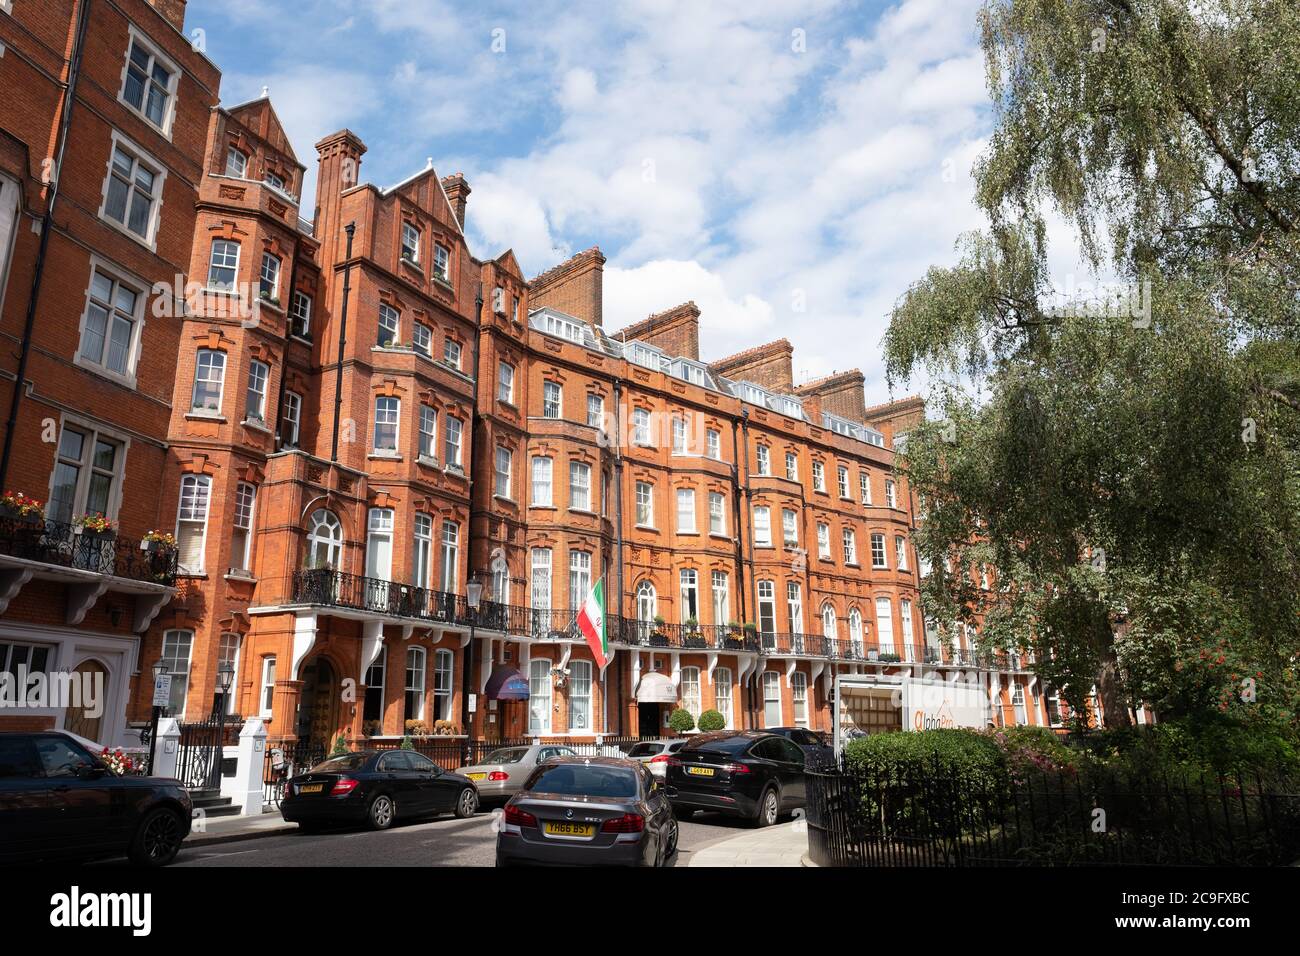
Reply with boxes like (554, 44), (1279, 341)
(284, 569), (1026, 671)
(0, 515), (178, 587)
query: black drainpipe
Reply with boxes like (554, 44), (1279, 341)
(735, 409), (757, 726)
(612, 377), (626, 736)
(329, 223), (356, 462)
(0, 0), (92, 491)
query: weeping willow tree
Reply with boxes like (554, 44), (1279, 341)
(884, 0), (1300, 729)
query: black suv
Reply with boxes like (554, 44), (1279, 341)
(764, 727), (835, 766)
(0, 732), (193, 866)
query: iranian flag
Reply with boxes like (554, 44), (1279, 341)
(576, 577), (610, 669)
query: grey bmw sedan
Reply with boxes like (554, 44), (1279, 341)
(495, 756), (678, 867)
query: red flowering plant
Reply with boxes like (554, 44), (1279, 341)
(74, 513), (115, 533)
(100, 747), (136, 776)
(0, 490), (44, 519)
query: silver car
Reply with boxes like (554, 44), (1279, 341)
(496, 756), (678, 867)
(625, 739), (686, 778)
(456, 744), (578, 801)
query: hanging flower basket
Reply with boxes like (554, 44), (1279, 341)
(74, 513), (116, 539)
(0, 491), (44, 525)
(140, 530), (177, 552)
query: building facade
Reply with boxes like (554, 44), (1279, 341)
(0, 0), (1060, 749)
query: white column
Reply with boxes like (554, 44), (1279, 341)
(152, 718), (181, 780)
(235, 717), (268, 815)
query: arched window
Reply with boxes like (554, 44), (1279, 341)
(848, 607), (863, 657)
(681, 666), (701, 719)
(635, 581), (657, 639)
(305, 509), (342, 569)
(821, 603), (837, 640)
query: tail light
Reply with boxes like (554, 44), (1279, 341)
(330, 777), (359, 796)
(488, 771), (510, 781)
(724, 762), (752, 774)
(666, 756), (682, 767)
(601, 812), (645, 833)
(649, 754), (670, 764)
(504, 805), (537, 828)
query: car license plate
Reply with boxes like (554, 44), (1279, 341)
(298, 783), (324, 794)
(687, 766), (715, 777)
(543, 821), (595, 837)
(466, 772), (487, 781)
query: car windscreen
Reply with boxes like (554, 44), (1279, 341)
(627, 743), (662, 757)
(525, 764), (639, 798)
(482, 747), (529, 764)
(309, 754), (369, 773)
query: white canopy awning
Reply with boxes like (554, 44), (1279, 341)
(635, 672), (678, 704)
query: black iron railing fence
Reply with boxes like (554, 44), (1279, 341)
(276, 568), (1014, 666)
(0, 515), (178, 586)
(804, 756), (1300, 866)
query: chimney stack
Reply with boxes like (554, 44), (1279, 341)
(147, 0), (188, 30)
(529, 247), (606, 327)
(314, 129), (367, 263)
(611, 302), (701, 360)
(441, 174), (471, 229)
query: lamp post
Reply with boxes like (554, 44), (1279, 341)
(208, 662), (235, 790)
(147, 661), (167, 774)
(463, 576), (483, 740)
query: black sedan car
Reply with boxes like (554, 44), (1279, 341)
(0, 731), (193, 866)
(496, 756), (678, 867)
(666, 731), (807, 827)
(280, 749), (479, 831)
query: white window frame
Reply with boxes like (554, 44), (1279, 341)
(713, 666), (733, 729)
(528, 658), (552, 734)
(542, 381), (562, 419)
(676, 487), (697, 533)
(75, 259), (147, 387)
(443, 416), (463, 467)
(817, 522), (830, 559)
(782, 508), (798, 547)
(401, 222), (421, 264)
(843, 528), (857, 564)
(838, 465), (849, 498)
(762, 671), (782, 728)
(281, 390), (302, 447)
(586, 393), (604, 428)
(259, 655), (276, 718)
(290, 291), (312, 338)
(413, 513), (433, 588)
(495, 446), (513, 499)
(753, 506), (771, 546)
(791, 671), (808, 728)
(756, 444), (770, 475)
(418, 405), (437, 462)
(711, 570), (729, 625)
(434, 649), (454, 721)
(118, 26), (180, 137)
(785, 452), (798, 482)
(706, 428), (721, 460)
(405, 647), (427, 722)
(175, 473), (212, 574)
(443, 338), (462, 369)
(886, 479), (898, 508)
(98, 131), (167, 250)
(259, 251), (281, 302)
(568, 660), (592, 732)
(231, 481), (256, 573)
(413, 322), (432, 357)
(708, 492), (726, 536)
(812, 461), (825, 491)
(245, 359), (270, 424)
(569, 460), (591, 511)
(531, 456), (554, 506)
(161, 630), (193, 718)
(498, 362), (515, 403)
(635, 481), (654, 527)
(226, 146), (248, 178)
(439, 520), (459, 592)
(896, 536), (909, 570)
(681, 666), (702, 720)
(378, 303), (399, 348)
(860, 472), (871, 505)
(207, 239), (240, 291)
(373, 396), (400, 455)
(190, 348), (226, 414)
(871, 533), (887, 569)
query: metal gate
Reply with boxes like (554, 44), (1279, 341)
(175, 717), (228, 791)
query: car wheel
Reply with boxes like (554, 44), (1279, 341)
(454, 787), (478, 819)
(128, 808), (185, 866)
(367, 794), (396, 830)
(666, 819), (679, 857)
(753, 788), (779, 828)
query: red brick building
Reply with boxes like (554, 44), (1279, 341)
(0, 0), (218, 743)
(0, 0), (1059, 751)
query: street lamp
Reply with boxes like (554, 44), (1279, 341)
(462, 575), (483, 738)
(216, 661), (235, 716)
(147, 661), (168, 774)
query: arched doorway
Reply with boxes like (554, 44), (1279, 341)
(295, 657), (340, 749)
(64, 660), (107, 743)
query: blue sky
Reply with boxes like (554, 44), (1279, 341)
(187, 0), (1000, 404)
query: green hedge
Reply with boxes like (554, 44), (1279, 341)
(844, 728), (1005, 788)
(697, 709), (726, 732)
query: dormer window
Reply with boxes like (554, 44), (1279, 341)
(402, 223), (421, 264)
(227, 147), (248, 178)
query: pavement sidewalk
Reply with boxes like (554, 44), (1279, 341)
(185, 810), (297, 847)
(686, 820), (814, 867)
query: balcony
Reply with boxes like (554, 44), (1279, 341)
(0, 515), (178, 627)
(292, 569), (467, 626)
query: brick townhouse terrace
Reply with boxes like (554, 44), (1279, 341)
(0, 0), (1056, 752)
